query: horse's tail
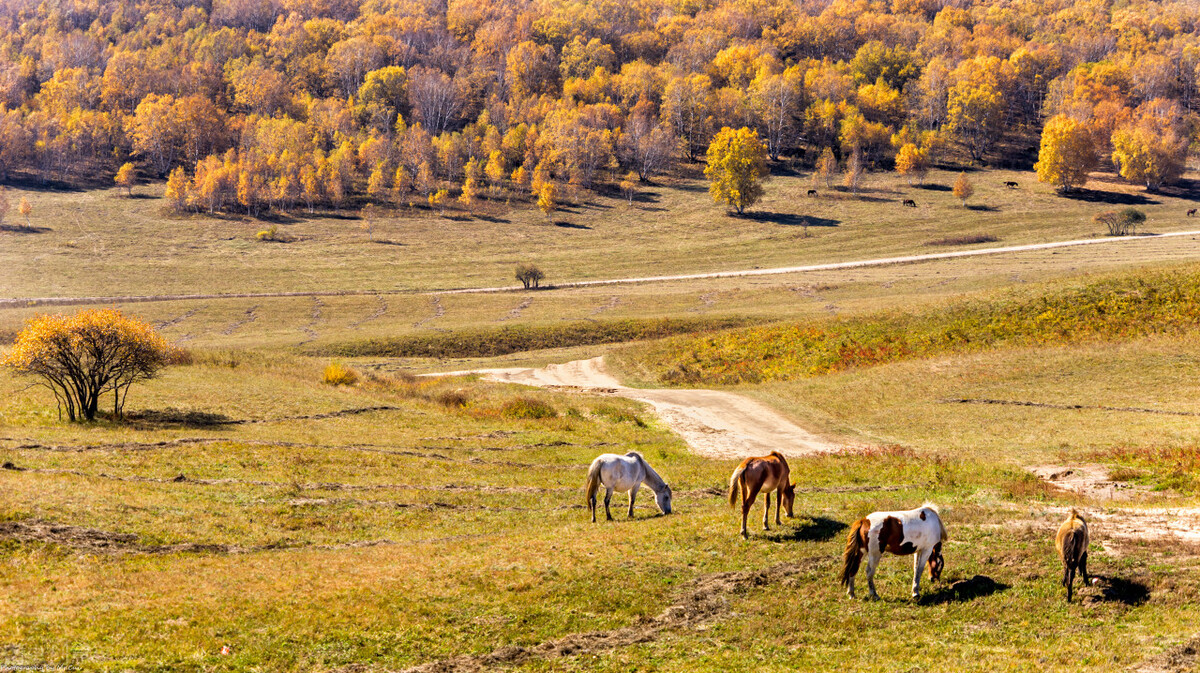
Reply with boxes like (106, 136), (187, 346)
(840, 518), (869, 588)
(585, 459), (603, 508)
(923, 502), (948, 541)
(1061, 510), (1088, 563)
(728, 465), (746, 507)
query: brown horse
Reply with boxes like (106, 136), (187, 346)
(807, 189), (818, 197)
(902, 199), (916, 207)
(1056, 509), (1090, 602)
(1188, 208), (1197, 217)
(728, 451), (795, 538)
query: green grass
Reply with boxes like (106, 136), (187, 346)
(613, 265), (1200, 386)
(2, 337), (1199, 671)
(316, 316), (759, 359)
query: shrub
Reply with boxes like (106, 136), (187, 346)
(322, 362), (359, 386)
(1095, 208), (1146, 236)
(257, 225), (280, 241)
(925, 234), (999, 246)
(515, 262), (545, 289)
(500, 396), (557, 419)
(592, 403), (647, 427)
(435, 389), (470, 408)
(1, 309), (178, 421)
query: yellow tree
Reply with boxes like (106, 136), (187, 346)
(894, 143), (929, 186)
(815, 147), (838, 188)
(484, 150), (506, 197)
(164, 167), (189, 212)
(953, 172), (975, 207)
(1110, 100), (1190, 191)
(1034, 115), (1098, 192)
(704, 127), (769, 215)
(115, 162), (136, 197)
(843, 151), (863, 195)
(366, 161), (391, 203)
(620, 171), (638, 204)
(17, 197), (30, 228)
(537, 182), (557, 218)
(2, 309), (177, 421)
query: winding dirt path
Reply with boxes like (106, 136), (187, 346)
(6, 230), (1200, 308)
(454, 357), (839, 460)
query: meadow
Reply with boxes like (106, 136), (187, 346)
(3, 167), (1200, 671)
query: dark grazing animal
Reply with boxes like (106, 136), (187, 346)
(807, 189), (818, 197)
(1188, 208), (1197, 217)
(1055, 509), (1090, 602)
(1004, 181), (1019, 188)
(902, 199), (917, 207)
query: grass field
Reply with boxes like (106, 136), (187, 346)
(3, 167), (1200, 671)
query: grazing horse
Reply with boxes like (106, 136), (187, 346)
(902, 199), (917, 207)
(585, 452), (672, 522)
(841, 504), (946, 600)
(1004, 181), (1019, 188)
(807, 189), (818, 197)
(1188, 208), (1197, 217)
(728, 451), (795, 539)
(1056, 509), (1090, 602)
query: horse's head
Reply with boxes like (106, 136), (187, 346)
(928, 551), (945, 582)
(782, 481), (796, 518)
(655, 486), (673, 515)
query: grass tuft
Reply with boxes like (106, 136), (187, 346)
(500, 396), (557, 419)
(322, 362), (359, 386)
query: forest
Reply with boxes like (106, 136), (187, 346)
(0, 0), (1197, 215)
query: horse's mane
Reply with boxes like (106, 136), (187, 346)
(628, 451), (668, 491)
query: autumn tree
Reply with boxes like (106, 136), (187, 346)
(537, 182), (557, 218)
(953, 172), (975, 207)
(1034, 115), (1097, 192)
(115, 162), (136, 196)
(2, 309), (177, 421)
(17, 197), (31, 228)
(0, 188), (9, 226)
(515, 262), (545, 289)
(1110, 100), (1190, 192)
(164, 167), (189, 212)
(815, 147), (838, 188)
(1094, 208), (1146, 236)
(843, 151), (863, 195)
(620, 171), (638, 204)
(894, 143), (929, 186)
(705, 127), (770, 216)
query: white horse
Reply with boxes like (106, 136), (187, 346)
(840, 503), (947, 600)
(585, 452), (673, 522)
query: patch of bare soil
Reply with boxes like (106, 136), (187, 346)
(459, 357), (841, 460)
(400, 559), (824, 673)
(1029, 466), (1200, 554)
(1133, 633), (1200, 673)
(1028, 464), (1151, 501)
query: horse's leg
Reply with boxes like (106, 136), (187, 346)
(846, 573), (855, 599)
(1079, 551), (1090, 584)
(762, 489), (771, 531)
(741, 483), (762, 539)
(1066, 564), (1075, 602)
(912, 548), (932, 599)
(865, 551), (881, 601)
(589, 490), (596, 523)
(628, 484), (639, 518)
(604, 487), (614, 521)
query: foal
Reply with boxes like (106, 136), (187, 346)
(728, 451), (795, 539)
(841, 504), (946, 600)
(1056, 509), (1090, 602)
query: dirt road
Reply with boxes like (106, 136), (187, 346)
(458, 357), (839, 460)
(7, 229), (1200, 308)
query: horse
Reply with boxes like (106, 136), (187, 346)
(807, 189), (818, 197)
(1004, 181), (1019, 188)
(841, 504), (946, 600)
(1056, 509), (1090, 602)
(1188, 208), (1197, 217)
(585, 452), (672, 522)
(727, 451), (795, 539)
(902, 199), (917, 207)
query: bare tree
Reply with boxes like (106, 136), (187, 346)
(408, 66), (462, 135)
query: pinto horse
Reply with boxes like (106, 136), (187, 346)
(585, 452), (673, 522)
(728, 451), (795, 539)
(841, 504), (946, 600)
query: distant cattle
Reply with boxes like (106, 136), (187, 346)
(807, 189), (818, 197)
(1004, 181), (1019, 188)
(1188, 208), (1197, 217)
(902, 199), (917, 207)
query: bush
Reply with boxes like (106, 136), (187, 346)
(500, 396), (557, 419)
(515, 262), (545, 289)
(434, 389), (470, 408)
(1095, 208), (1146, 236)
(591, 403), (647, 427)
(322, 362), (359, 386)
